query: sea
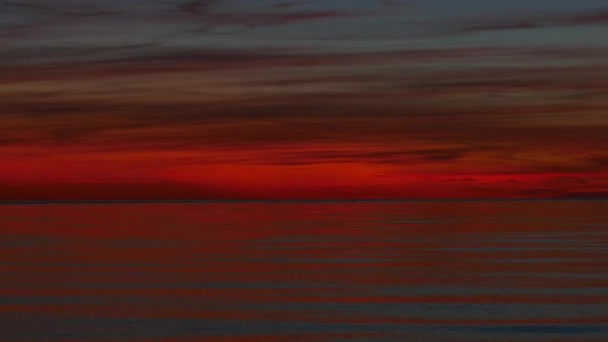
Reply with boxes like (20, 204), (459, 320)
(1, 200), (607, 341)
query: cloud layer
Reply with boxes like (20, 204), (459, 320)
(1, 0), (608, 199)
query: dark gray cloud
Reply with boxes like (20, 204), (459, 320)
(0, 0), (120, 17)
(457, 6), (608, 34)
(174, 0), (383, 32)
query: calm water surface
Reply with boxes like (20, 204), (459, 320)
(1, 200), (608, 341)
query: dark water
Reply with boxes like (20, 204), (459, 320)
(1, 200), (608, 341)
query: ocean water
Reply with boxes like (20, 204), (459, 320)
(1, 200), (608, 341)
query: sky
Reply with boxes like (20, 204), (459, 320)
(1, 0), (608, 200)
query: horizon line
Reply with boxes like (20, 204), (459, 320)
(0, 198), (607, 205)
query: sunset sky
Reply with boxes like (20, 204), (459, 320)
(1, 0), (608, 200)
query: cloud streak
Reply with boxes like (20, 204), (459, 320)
(457, 6), (608, 34)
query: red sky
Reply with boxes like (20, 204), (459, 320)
(1, 0), (608, 200)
